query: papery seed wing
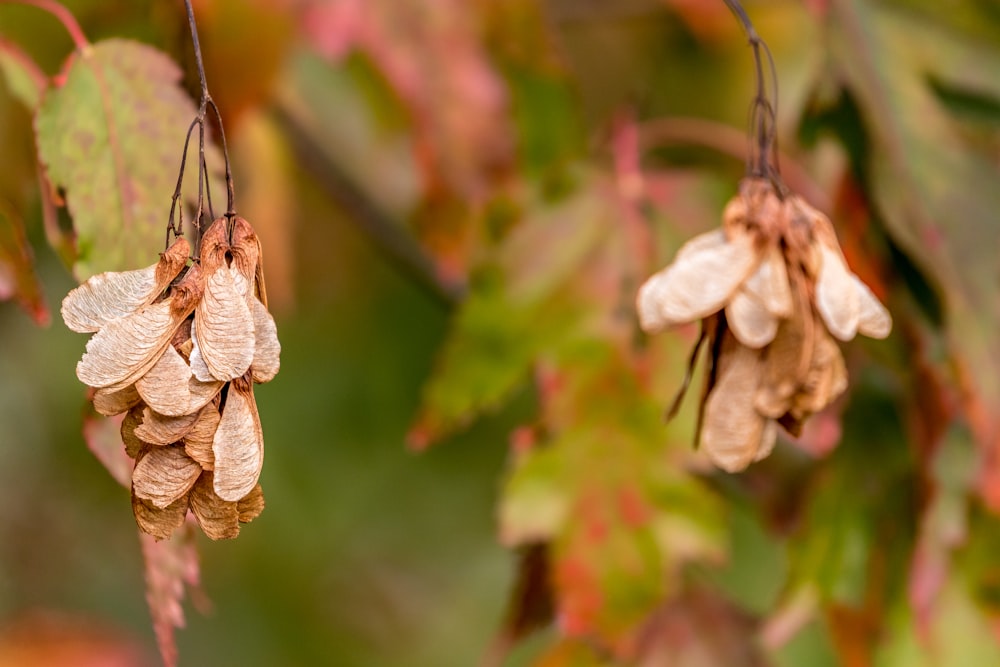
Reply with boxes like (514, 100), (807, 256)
(93, 384), (141, 416)
(792, 325), (848, 418)
(250, 298), (280, 383)
(121, 404), (147, 459)
(134, 405), (202, 445)
(132, 445), (202, 509)
(132, 491), (188, 540)
(61, 237), (189, 333)
(726, 289), (779, 349)
(753, 312), (806, 419)
(212, 381), (264, 502)
(76, 301), (181, 389)
(190, 472), (240, 540)
(637, 229), (759, 332)
(237, 484), (265, 523)
(853, 275), (892, 339)
(754, 420), (778, 462)
(136, 343), (222, 417)
(198, 218), (230, 273)
(183, 404), (220, 470)
(743, 245), (793, 317)
(229, 217), (260, 286)
(195, 266), (255, 381)
(700, 332), (769, 472)
(815, 244), (860, 341)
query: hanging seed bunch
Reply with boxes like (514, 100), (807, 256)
(637, 178), (890, 471)
(636, 3), (890, 472)
(61, 216), (280, 539)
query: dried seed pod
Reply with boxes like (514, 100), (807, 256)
(700, 331), (772, 472)
(190, 473), (240, 540)
(250, 298), (280, 383)
(93, 384), (141, 417)
(194, 265), (255, 381)
(237, 484), (265, 523)
(135, 343), (223, 416)
(725, 288), (779, 349)
(134, 405), (202, 446)
(212, 379), (264, 502)
(76, 300), (182, 389)
(637, 228), (760, 332)
(121, 404), (147, 459)
(814, 243), (860, 341)
(853, 275), (892, 339)
(132, 492), (188, 540)
(132, 445), (202, 509)
(61, 237), (189, 333)
(183, 404), (221, 470)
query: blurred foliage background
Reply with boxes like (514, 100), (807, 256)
(3, 0), (1000, 665)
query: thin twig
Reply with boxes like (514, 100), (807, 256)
(722, 0), (782, 188)
(166, 0), (236, 256)
(1, 0), (89, 50)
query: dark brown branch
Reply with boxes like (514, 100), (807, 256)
(272, 103), (466, 308)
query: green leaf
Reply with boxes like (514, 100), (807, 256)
(410, 187), (607, 444)
(35, 39), (219, 278)
(826, 0), (1000, 427)
(0, 37), (46, 110)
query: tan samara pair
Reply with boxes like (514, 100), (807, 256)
(62, 217), (280, 539)
(638, 178), (891, 472)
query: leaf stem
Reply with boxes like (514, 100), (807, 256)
(2, 0), (89, 51)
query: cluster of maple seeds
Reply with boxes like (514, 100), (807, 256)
(638, 178), (891, 472)
(62, 217), (280, 539)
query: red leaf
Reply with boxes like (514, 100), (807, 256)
(140, 523), (204, 667)
(81, 410), (132, 488)
(0, 203), (49, 326)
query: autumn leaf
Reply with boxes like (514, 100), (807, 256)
(35, 39), (221, 279)
(140, 524), (202, 667)
(0, 201), (48, 325)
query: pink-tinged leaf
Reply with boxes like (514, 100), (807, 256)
(301, 0), (512, 199)
(140, 522), (203, 667)
(81, 410), (132, 488)
(35, 39), (220, 279)
(0, 203), (49, 325)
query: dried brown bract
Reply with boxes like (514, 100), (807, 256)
(637, 178), (890, 472)
(62, 216), (281, 540)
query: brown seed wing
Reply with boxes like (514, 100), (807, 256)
(61, 237), (189, 333)
(183, 404), (221, 470)
(121, 404), (147, 459)
(195, 266), (255, 381)
(725, 289), (778, 349)
(699, 332), (769, 472)
(743, 245), (793, 317)
(853, 275), (892, 339)
(250, 298), (280, 383)
(237, 484), (265, 523)
(76, 300), (181, 389)
(637, 229), (760, 332)
(791, 326), (848, 418)
(132, 491), (188, 540)
(190, 472), (240, 540)
(815, 244), (860, 341)
(132, 445), (202, 509)
(753, 313), (806, 419)
(212, 382), (264, 502)
(134, 405), (202, 445)
(136, 343), (223, 417)
(93, 384), (141, 416)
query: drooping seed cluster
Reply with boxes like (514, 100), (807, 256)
(62, 217), (280, 539)
(637, 178), (891, 472)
